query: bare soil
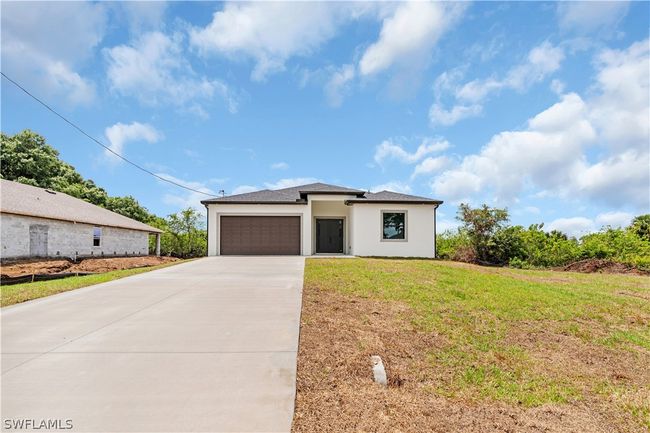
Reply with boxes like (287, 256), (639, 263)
(292, 285), (648, 433)
(1, 256), (180, 277)
(560, 259), (649, 275)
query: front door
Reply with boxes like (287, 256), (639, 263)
(316, 219), (344, 254)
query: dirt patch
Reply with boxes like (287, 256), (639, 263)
(292, 285), (648, 433)
(1, 256), (179, 277)
(560, 259), (649, 276)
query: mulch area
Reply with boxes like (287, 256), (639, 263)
(1, 256), (179, 277)
(292, 285), (648, 433)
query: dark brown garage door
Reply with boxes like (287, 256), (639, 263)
(220, 216), (301, 255)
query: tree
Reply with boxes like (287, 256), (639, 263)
(165, 208), (206, 257)
(629, 214), (650, 241)
(1, 129), (155, 223)
(457, 203), (509, 263)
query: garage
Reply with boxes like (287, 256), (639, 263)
(219, 215), (301, 255)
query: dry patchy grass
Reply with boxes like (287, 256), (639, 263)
(292, 258), (650, 433)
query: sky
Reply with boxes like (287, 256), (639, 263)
(1, 1), (649, 237)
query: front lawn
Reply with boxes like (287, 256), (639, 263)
(293, 258), (650, 432)
(1, 260), (187, 307)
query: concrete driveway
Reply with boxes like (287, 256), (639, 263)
(1, 257), (305, 432)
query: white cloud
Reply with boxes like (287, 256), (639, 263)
(370, 181), (412, 194)
(157, 173), (215, 214)
(524, 206), (541, 215)
(437, 218), (460, 233)
(106, 32), (238, 115)
(264, 177), (320, 190)
(374, 138), (450, 166)
(589, 39), (650, 151)
(429, 103), (482, 126)
(270, 162), (289, 170)
(550, 78), (565, 95)
(595, 211), (634, 228)
(117, 1), (168, 34)
(359, 2), (466, 76)
(190, 2), (370, 81)
(431, 41), (565, 125)
(104, 122), (162, 161)
(1, 1), (106, 105)
(430, 38), (650, 211)
(411, 156), (451, 179)
(547, 217), (594, 237)
(325, 64), (355, 107)
(557, 1), (630, 34)
(232, 185), (259, 195)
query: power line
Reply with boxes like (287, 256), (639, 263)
(1, 71), (216, 198)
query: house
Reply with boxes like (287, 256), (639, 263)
(0, 179), (162, 261)
(201, 182), (443, 257)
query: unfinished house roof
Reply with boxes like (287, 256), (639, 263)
(0, 179), (162, 233)
(200, 182), (442, 205)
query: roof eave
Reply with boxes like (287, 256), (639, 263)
(345, 200), (444, 205)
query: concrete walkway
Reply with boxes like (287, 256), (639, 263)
(1, 257), (305, 432)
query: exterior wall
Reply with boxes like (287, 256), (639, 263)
(349, 204), (435, 258)
(0, 213), (150, 260)
(207, 204), (311, 256)
(310, 199), (351, 254)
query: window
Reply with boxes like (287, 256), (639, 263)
(382, 211), (406, 241)
(93, 227), (102, 247)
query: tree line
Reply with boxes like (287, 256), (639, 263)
(440, 203), (650, 270)
(1, 130), (206, 258)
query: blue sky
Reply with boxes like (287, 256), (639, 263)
(2, 1), (649, 236)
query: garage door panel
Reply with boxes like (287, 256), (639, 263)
(220, 216), (301, 255)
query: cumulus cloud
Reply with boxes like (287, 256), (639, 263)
(1, 1), (106, 105)
(547, 217), (594, 237)
(231, 185), (259, 195)
(430, 41), (565, 125)
(431, 39), (650, 211)
(547, 211), (634, 238)
(264, 177), (320, 190)
(595, 211), (634, 228)
(557, 1), (630, 34)
(270, 162), (289, 170)
(374, 138), (450, 166)
(106, 32), (238, 115)
(370, 181), (412, 194)
(359, 2), (466, 76)
(325, 64), (356, 107)
(104, 122), (162, 161)
(189, 2), (370, 81)
(411, 156), (451, 179)
(156, 173), (215, 213)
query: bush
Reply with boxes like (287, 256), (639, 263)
(439, 204), (649, 270)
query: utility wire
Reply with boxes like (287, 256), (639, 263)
(1, 71), (216, 198)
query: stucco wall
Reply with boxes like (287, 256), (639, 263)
(349, 204), (435, 258)
(207, 204), (311, 255)
(0, 213), (150, 260)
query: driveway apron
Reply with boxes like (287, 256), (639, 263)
(1, 257), (305, 432)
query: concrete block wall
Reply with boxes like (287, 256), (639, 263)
(0, 213), (150, 260)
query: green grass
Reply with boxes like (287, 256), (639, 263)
(1, 260), (186, 307)
(305, 258), (650, 419)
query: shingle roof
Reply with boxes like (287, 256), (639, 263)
(0, 179), (162, 233)
(346, 190), (443, 204)
(200, 182), (442, 205)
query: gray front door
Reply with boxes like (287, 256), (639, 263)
(29, 224), (49, 257)
(316, 219), (344, 254)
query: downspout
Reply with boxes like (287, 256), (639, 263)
(433, 204), (438, 259)
(204, 204), (209, 257)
